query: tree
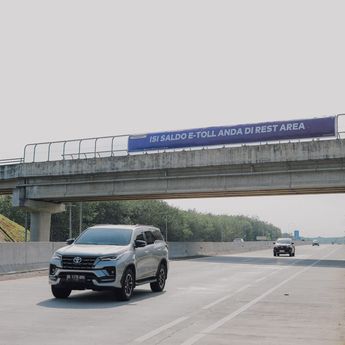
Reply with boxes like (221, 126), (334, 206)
(0, 197), (282, 242)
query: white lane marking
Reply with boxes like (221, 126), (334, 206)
(253, 256), (303, 283)
(202, 284), (251, 310)
(133, 253), (315, 343)
(180, 248), (339, 345)
(256, 267), (284, 279)
(236, 284), (251, 293)
(177, 286), (210, 291)
(134, 316), (189, 343)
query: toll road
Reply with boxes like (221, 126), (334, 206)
(0, 245), (344, 345)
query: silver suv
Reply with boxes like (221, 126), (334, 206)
(49, 225), (168, 301)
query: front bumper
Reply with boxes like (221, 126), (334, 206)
(49, 265), (122, 289)
(274, 246), (293, 254)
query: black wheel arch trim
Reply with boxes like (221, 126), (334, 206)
(157, 259), (168, 278)
(121, 264), (136, 286)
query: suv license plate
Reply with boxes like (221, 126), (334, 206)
(66, 274), (85, 282)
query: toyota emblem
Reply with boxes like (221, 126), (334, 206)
(73, 257), (82, 264)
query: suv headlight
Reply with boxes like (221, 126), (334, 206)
(99, 255), (119, 261)
(52, 252), (62, 260)
(99, 253), (126, 261)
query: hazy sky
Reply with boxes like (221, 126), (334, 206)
(1, 1), (345, 237)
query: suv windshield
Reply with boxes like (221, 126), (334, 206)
(75, 228), (133, 245)
(276, 239), (292, 244)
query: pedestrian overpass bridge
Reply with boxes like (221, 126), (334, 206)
(1, 138), (345, 241)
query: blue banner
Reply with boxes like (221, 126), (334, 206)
(128, 116), (336, 152)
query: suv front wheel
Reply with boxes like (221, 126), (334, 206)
(51, 285), (71, 299)
(117, 268), (135, 301)
(150, 263), (167, 292)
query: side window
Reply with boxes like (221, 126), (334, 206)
(144, 231), (155, 245)
(152, 229), (164, 241)
(135, 233), (145, 241)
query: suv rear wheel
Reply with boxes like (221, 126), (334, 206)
(150, 263), (167, 292)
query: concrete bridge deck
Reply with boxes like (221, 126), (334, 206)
(1, 139), (345, 240)
(1, 139), (345, 201)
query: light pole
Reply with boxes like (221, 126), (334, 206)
(165, 215), (168, 242)
(68, 203), (72, 239)
(24, 212), (28, 242)
(79, 202), (83, 235)
(67, 203), (80, 238)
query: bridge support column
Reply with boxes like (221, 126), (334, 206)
(26, 201), (65, 242)
(30, 211), (52, 242)
(12, 192), (65, 242)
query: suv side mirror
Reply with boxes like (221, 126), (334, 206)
(292, 242), (295, 245)
(66, 238), (75, 245)
(135, 240), (147, 248)
(273, 242), (275, 245)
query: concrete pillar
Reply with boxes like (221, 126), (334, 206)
(12, 192), (65, 242)
(24, 201), (65, 242)
(30, 211), (52, 242)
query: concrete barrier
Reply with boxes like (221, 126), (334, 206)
(168, 240), (309, 258)
(0, 240), (310, 274)
(169, 241), (270, 258)
(0, 242), (65, 274)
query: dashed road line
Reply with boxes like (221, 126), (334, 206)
(254, 276), (266, 283)
(132, 251), (318, 344)
(202, 284), (251, 310)
(134, 316), (190, 343)
(180, 247), (340, 345)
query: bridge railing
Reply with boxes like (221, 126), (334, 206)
(21, 114), (345, 163)
(336, 113), (345, 138)
(0, 158), (24, 166)
(23, 135), (129, 163)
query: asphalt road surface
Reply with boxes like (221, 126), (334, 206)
(0, 245), (344, 345)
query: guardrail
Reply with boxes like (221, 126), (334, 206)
(12, 113), (345, 163)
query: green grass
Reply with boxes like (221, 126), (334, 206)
(0, 214), (28, 242)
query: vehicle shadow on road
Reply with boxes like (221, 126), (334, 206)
(37, 288), (166, 309)
(192, 255), (345, 269)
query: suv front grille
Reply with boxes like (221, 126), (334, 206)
(277, 246), (290, 251)
(62, 256), (97, 270)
